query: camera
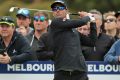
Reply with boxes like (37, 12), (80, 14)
(0, 49), (6, 56)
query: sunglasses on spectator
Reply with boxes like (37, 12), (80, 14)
(104, 19), (116, 23)
(52, 6), (66, 11)
(17, 9), (30, 17)
(34, 16), (46, 22)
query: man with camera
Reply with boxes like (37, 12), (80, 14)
(0, 16), (33, 64)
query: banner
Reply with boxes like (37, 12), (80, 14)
(0, 61), (120, 74)
(0, 61), (120, 80)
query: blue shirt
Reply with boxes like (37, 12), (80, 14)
(104, 39), (120, 64)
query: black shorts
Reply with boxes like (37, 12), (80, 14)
(53, 70), (89, 80)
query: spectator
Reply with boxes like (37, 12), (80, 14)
(115, 11), (120, 39)
(26, 12), (49, 60)
(103, 11), (118, 40)
(16, 8), (33, 36)
(77, 22), (90, 36)
(81, 9), (115, 61)
(0, 16), (33, 64)
(104, 39), (120, 64)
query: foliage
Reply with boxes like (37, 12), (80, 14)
(0, 0), (120, 18)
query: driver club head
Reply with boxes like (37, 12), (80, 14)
(9, 7), (16, 12)
(9, 7), (20, 12)
(9, 7), (53, 13)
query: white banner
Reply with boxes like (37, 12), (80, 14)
(0, 61), (120, 80)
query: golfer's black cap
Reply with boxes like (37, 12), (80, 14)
(51, 0), (67, 8)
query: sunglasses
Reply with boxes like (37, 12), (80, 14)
(17, 9), (30, 16)
(104, 19), (116, 23)
(34, 16), (46, 22)
(52, 6), (66, 11)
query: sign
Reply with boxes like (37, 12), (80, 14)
(0, 61), (120, 80)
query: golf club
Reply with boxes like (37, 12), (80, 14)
(9, 7), (19, 12)
(9, 7), (53, 13)
(9, 7), (80, 15)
